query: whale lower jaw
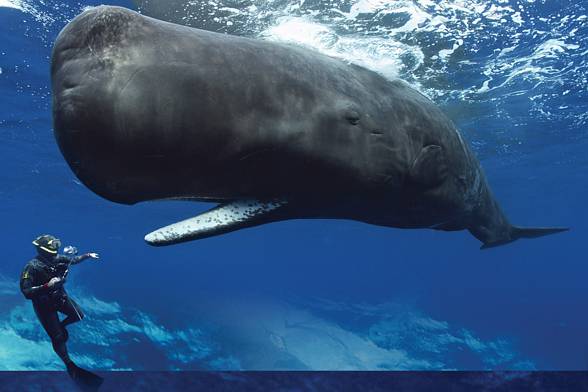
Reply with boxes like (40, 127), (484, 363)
(144, 199), (289, 246)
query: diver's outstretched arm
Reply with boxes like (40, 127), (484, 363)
(66, 252), (100, 265)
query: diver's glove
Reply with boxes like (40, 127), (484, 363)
(47, 277), (63, 288)
(86, 252), (100, 260)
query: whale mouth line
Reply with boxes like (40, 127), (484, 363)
(144, 198), (289, 246)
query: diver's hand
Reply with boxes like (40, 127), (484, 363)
(47, 277), (62, 287)
(88, 252), (100, 260)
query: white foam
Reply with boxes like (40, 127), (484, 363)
(438, 39), (463, 61)
(534, 39), (580, 58)
(260, 16), (424, 81)
(476, 37), (581, 94)
(0, 0), (57, 26)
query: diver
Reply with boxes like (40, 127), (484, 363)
(20, 234), (103, 390)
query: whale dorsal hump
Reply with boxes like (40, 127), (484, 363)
(409, 144), (448, 189)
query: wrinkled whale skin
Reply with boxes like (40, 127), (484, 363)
(52, 6), (567, 247)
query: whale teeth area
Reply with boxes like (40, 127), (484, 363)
(144, 199), (288, 245)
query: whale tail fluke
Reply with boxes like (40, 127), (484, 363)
(480, 226), (569, 249)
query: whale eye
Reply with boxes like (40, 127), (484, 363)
(345, 110), (360, 125)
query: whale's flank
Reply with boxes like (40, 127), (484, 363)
(51, 6), (568, 248)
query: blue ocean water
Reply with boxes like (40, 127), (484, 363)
(0, 0), (586, 371)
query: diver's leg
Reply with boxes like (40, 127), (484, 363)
(34, 301), (103, 389)
(59, 297), (84, 328)
(33, 301), (72, 366)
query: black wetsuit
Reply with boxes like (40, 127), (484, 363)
(20, 253), (92, 365)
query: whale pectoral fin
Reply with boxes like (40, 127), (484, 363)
(144, 199), (288, 246)
(409, 144), (448, 188)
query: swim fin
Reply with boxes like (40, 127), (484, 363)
(67, 362), (104, 391)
